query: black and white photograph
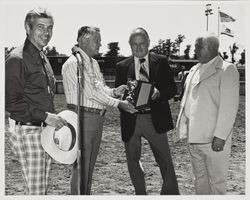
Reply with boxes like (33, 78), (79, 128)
(1, 0), (248, 198)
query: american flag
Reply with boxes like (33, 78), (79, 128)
(219, 11), (236, 22)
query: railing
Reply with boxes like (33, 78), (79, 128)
(55, 79), (245, 96)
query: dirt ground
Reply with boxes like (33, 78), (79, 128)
(4, 95), (245, 195)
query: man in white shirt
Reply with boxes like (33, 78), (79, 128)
(175, 32), (239, 194)
(62, 26), (136, 195)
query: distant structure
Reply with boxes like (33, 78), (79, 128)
(48, 56), (244, 96)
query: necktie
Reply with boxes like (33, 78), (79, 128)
(139, 58), (149, 82)
(40, 51), (56, 94)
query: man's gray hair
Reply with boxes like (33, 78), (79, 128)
(198, 32), (220, 52)
(129, 27), (150, 43)
(24, 7), (53, 29)
(77, 26), (100, 42)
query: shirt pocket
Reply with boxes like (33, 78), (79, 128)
(26, 71), (47, 90)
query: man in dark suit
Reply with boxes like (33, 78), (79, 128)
(115, 27), (179, 195)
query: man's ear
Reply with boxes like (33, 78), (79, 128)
(24, 24), (31, 35)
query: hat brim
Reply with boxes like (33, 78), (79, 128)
(41, 110), (78, 164)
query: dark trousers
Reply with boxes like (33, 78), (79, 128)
(124, 114), (179, 195)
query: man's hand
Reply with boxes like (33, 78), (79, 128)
(211, 136), (226, 152)
(45, 112), (68, 130)
(118, 100), (137, 113)
(113, 85), (128, 98)
(151, 87), (160, 100)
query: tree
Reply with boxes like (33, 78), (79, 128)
(193, 52), (197, 60)
(164, 39), (173, 57)
(229, 43), (238, 64)
(221, 52), (229, 60)
(150, 34), (185, 59)
(150, 39), (165, 55)
(5, 47), (16, 58)
(150, 39), (178, 58)
(175, 34), (185, 56)
(183, 45), (191, 59)
(105, 42), (120, 57)
(238, 49), (245, 65)
(44, 46), (59, 56)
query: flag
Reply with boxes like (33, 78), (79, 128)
(219, 11), (236, 22)
(221, 24), (234, 37)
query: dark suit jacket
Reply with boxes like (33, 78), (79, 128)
(115, 53), (177, 142)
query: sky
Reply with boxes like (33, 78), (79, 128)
(1, 0), (249, 60)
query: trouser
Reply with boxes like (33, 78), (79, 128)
(188, 138), (232, 195)
(8, 124), (51, 195)
(124, 114), (179, 195)
(70, 111), (104, 195)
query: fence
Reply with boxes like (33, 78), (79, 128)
(47, 56), (245, 96)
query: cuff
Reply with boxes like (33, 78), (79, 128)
(43, 112), (49, 122)
(111, 98), (120, 107)
(112, 88), (119, 98)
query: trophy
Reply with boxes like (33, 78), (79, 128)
(123, 78), (154, 110)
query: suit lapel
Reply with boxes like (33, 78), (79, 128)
(180, 64), (200, 106)
(148, 53), (157, 82)
(127, 56), (136, 80)
(180, 57), (223, 119)
(193, 56), (222, 87)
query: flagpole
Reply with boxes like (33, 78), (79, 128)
(205, 4), (213, 31)
(218, 7), (220, 38)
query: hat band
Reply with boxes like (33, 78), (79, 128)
(54, 122), (76, 151)
(67, 123), (76, 151)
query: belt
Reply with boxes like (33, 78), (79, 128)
(67, 104), (106, 116)
(137, 109), (151, 114)
(15, 121), (47, 127)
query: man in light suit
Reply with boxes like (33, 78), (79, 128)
(115, 27), (179, 195)
(175, 32), (239, 194)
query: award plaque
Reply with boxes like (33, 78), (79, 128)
(123, 80), (154, 110)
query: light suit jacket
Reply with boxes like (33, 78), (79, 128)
(175, 56), (239, 143)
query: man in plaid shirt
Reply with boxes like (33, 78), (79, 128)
(5, 8), (67, 195)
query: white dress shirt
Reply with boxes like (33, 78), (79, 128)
(62, 49), (119, 109)
(134, 54), (149, 81)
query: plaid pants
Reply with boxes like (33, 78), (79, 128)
(8, 124), (52, 195)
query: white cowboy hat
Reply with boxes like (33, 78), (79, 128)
(41, 110), (78, 164)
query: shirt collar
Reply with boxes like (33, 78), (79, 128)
(77, 47), (92, 64)
(134, 53), (149, 64)
(24, 38), (42, 61)
(200, 56), (218, 69)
